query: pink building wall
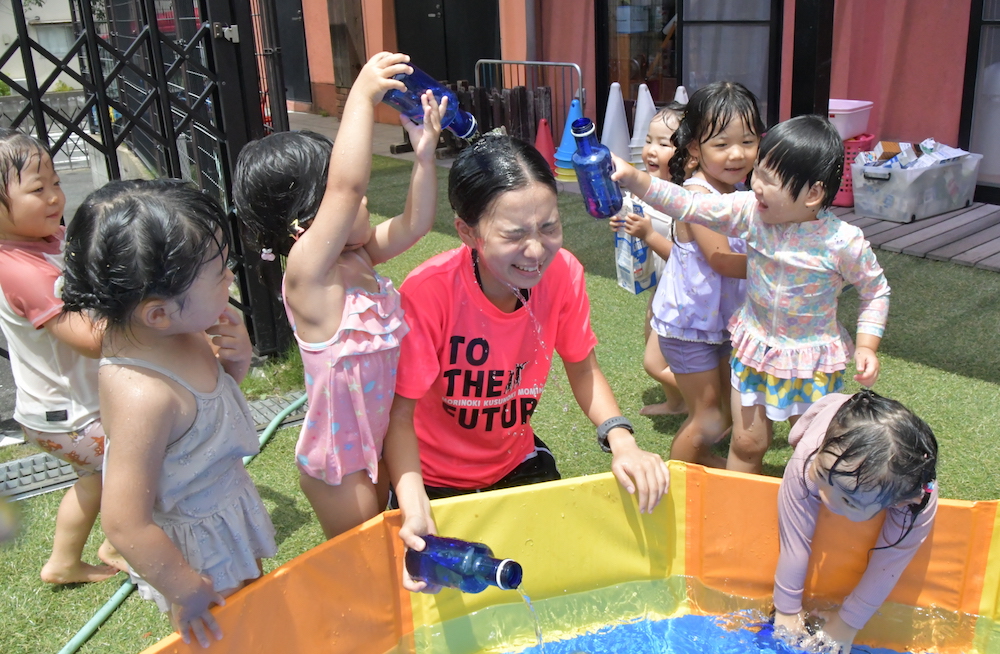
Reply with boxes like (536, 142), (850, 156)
(781, 0), (972, 146)
(302, 1), (973, 144)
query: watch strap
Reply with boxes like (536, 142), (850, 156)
(596, 416), (634, 453)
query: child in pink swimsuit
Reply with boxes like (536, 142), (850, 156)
(233, 52), (442, 544)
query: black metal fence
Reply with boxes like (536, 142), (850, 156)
(0, 0), (291, 355)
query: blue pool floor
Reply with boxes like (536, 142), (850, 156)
(510, 613), (915, 654)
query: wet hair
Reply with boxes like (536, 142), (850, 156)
(61, 178), (230, 333)
(808, 389), (938, 547)
(649, 101), (686, 132)
(0, 128), (52, 212)
(756, 114), (844, 208)
(232, 130), (333, 256)
(667, 81), (765, 185)
(448, 133), (557, 228)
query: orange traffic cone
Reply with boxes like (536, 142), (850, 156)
(534, 118), (556, 172)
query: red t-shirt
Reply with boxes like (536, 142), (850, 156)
(396, 246), (598, 488)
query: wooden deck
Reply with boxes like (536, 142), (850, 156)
(833, 203), (1000, 271)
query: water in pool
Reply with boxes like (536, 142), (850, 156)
(411, 579), (958, 654)
(507, 613), (916, 654)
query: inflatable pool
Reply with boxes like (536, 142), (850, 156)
(140, 462), (1000, 653)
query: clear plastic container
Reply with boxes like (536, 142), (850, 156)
(851, 153), (982, 223)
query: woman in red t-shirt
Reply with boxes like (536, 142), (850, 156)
(389, 135), (669, 591)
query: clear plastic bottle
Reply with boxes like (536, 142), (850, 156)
(404, 535), (523, 593)
(382, 65), (478, 139)
(571, 117), (624, 218)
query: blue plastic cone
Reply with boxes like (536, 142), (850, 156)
(555, 98), (584, 161)
(601, 82), (631, 161)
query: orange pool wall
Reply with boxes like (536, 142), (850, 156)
(142, 462), (1000, 653)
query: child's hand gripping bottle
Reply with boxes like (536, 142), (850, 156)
(571, 117), (624, 218)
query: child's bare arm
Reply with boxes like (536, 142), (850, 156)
(43, 310), (103, 358)
(99, 368), (225, 647)
(367, 91), (446, 264)
(284, 52), (411, 299)
(690, 224), (746, 279)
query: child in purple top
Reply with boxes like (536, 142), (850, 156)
(614, 82), (762, 467)
(772, 390), (937, 654)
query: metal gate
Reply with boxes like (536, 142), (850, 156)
(0, 0), (290, 355)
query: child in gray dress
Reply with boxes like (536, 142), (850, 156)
(61, 179), (276, 648)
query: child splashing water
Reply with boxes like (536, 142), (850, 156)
(772, 390), (937, 653)
(615, 82), (762, 467)
(233, 52), (439, 542)
(610, 102), (687, 418)
(613, 114), (890, 473)
(61, 180), (276, 648)
(0, 128), (127, 584)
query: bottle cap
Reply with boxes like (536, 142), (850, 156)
(495, 559), (523, 590)
(449, 112), (478, 139)
(570, 117), (595, 137)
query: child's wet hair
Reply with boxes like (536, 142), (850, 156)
(448, 133), (556, 228)
(650, 101), (686, 131)
(0, 128), (53, 212)
(61, 178), (230, 332)
(232, 130), (333, 256)
(813, 389), (937, 539)
(667, 82), (765, 185)
(756, 114), (844, 208)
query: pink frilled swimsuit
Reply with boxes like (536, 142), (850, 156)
(284, 252), (409, 485)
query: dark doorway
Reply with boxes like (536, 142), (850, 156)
(394, 0), (501, 83)
(276, 0), (312, 102)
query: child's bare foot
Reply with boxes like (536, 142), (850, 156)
(98, 539), (130, 573)
(40, 559), (119, 584)
(640, 401), (688, 416)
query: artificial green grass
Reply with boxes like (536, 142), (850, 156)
(3, 154), (1000, 653)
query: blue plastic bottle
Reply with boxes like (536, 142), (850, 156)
(571, 117), (624, 218)
(404, 535), (523, 593)
(382, 65), (478, 139)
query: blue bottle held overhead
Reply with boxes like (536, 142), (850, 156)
(382, 65), (478, 139)
(571, 117), (624, 219)
(405, 535), (523, 594)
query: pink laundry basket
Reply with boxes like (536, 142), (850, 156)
(833, 133), (876, 207)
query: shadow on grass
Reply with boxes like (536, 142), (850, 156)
(255, 485), (311, 548)
(838, 251), (1000, 385)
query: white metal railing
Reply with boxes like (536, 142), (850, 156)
(475, 59), (584, 146)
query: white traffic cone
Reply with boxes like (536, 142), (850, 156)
(601, 82), (631, 161)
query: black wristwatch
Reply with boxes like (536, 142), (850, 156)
(596, 416), (634, 453)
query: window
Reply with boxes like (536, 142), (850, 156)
(34, 24), (75, 59)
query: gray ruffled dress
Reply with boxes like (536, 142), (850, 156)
(101, 357), (277, 611)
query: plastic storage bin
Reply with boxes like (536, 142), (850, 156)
(851, 153), (982, 223)
(828, 99), (873, 140)
(833, 133), (876, 207)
